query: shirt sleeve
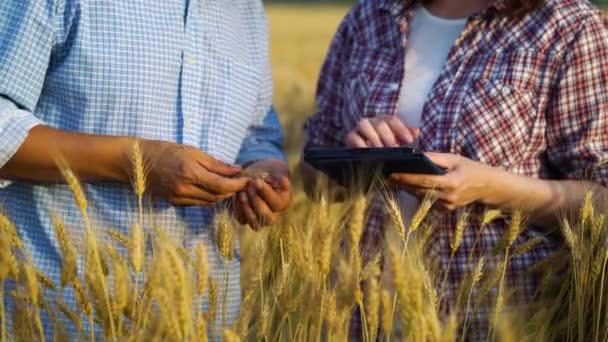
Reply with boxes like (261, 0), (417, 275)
(235, 7), (286, 165)
(303, 14), (353, 148)
(545, 12), (608, 187)
(0, 0), (56, 168)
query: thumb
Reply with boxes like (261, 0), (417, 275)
(199, 154), (242, 176)
(424, 152), (459, 169)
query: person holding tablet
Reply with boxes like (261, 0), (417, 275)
(303, 0), (608, 339)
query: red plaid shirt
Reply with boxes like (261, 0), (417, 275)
(304, 0), (608, 339)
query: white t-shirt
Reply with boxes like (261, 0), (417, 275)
(396, 6), (466, 224)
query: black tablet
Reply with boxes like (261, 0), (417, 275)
(303, 146), (445, 187)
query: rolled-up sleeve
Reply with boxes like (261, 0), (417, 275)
(236, 105), (286, 165)
(545, 13), (608, 187)
(0, 0), (55, 168)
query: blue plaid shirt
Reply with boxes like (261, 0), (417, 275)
(0, 0), (284, 337)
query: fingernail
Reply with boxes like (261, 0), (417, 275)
(248, 186), (256, 197)
(240, 192), (247, 203)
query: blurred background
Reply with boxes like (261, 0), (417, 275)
(265, 0), (607, 161)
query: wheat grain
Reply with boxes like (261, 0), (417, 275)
(561, 218), (578, 251)
(591, 214), (605, 246)
(21, 263), (39, 306)
(441, 314), (458, 342)
(195, 242), (209, 298)
(451, 210), (468, 254)
(206, 278), (218, 326)
(325, 292), (338, 335)
(581, 191), (594, 228)
(36, 270), (56, 290)
(0, 214), (22, 250)
(365, 278), (380, 342)
(107, 244), (129, 316)
(57, 299), (81, 329)
(386, 196), (406, 239)
(411, 197), (433, 233)
(131, 141), (146, 200)
(482, 209), (502, 225)
(105, 229), (129, 247)
(0, 234), (10, 282)
(592, 249), (608, 280)
(58, 161), (88, 215)
(473, 256), (486, 285)
(507, 211), (522, 249)
(196, 314), (209, 342)
(72, 278), (92, 316)
(223, 328), (241, 342)
(512, 236), (544, 257)
(51, 214), (78, 287)
(348, 194), (367, 254)
(216, 212), (234, 260)
(129, 223), (144, 274)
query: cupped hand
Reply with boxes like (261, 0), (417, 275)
(390, 152), (499, 211)
(138, 140), (249, 206)
(233, 158), (292, 230)
(345, 115), (420, 148)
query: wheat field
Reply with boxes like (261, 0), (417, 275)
(267, 4), (349, 160)
(0, 4), (607, 342)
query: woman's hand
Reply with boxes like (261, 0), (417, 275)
(233, 159), (292, 230)
(390, 152), (498, 211)
(345, 115), (420, 148)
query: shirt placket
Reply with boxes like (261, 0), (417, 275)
(180, 0), (205, 149)
(416, 14), (486, 152)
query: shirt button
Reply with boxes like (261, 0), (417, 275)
(186, 57), (196, 66)
(501, 86), (511, 96)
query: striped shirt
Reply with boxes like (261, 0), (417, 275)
(0, 0), (284, 338)
(304, 0), (608, 339)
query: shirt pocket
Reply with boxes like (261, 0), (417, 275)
(341, 46), (399, 130)
(454, 79), (539, 168)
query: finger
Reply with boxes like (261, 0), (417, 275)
(345, 131), (369, 148)
(174, 183), (229, 202)
(195, 171), (250, 195)
(424, 152), (459, 169)
(170, 197), (214, 207)
(411, 128), (421, 140)
(385, 117), (414, 145)
(239, 192), (260, 229)
(198, 154), (243, 177)
(390, 173), (449, 190)
(232, 196), (248, 225)
(248, 187), (277, 227)
(357, 119), (384, 148)
(252, 177), (291, 212)
(373, 120), (399, 147)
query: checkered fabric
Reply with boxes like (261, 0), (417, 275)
(304, 0), (608, 339)
(0, 0), (284, 339)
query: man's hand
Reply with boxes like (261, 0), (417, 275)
(233, 158), (292, 230)
(140, 140), (249, 207)
(389, 152), (496, 211)
(345, 115), (420, 148)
